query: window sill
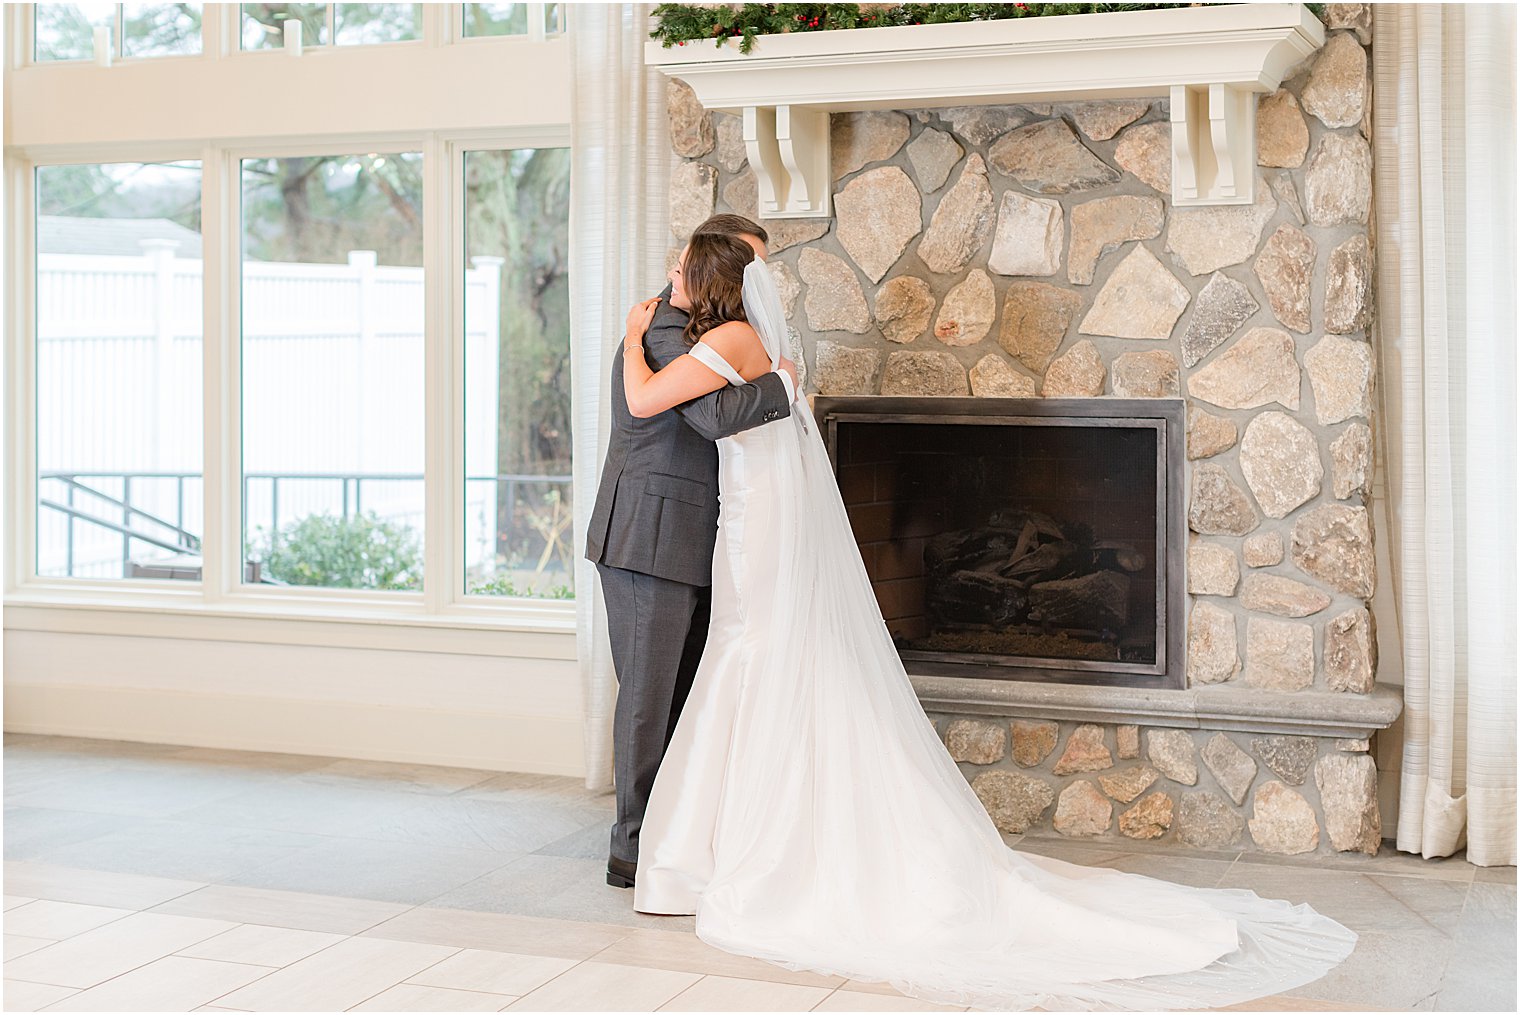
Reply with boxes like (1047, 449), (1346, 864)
(4, 587), (578, 660)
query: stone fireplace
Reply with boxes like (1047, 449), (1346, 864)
(661, 4), (1398, 857)
(818, 394), (1186, 689)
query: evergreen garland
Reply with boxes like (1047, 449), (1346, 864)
(651, 3), (1328, 55)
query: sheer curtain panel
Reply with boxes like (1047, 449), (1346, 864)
(1372, 3), (1517, 867)
(568, 3), (674, 791)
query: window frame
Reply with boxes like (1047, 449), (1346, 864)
(237, 3), (430, 53)
(18, 3), (569, 68)
(29, 2), (208, 65)
(5, 4), (578, 636)
(457, 2), (564, 44)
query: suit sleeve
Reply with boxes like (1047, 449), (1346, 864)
(644, 284), (793, 442)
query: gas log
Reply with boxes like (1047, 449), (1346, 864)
(924, 509), (1145, 636)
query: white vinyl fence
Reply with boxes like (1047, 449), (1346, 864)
(35, 243), (567, 589)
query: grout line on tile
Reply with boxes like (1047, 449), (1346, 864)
(337, 944), (469, 1013)
(495, 953), (597, 1009)
(654, 973), (708, 1012)
(196, 926), (381, 1011)
(1367, 870), (1467, 937)
(68, 935), (270, 1008)
(810, 986), (842, 1010)
(1428, 873), (1480, 1008)
(400, 852), (540, 916)
(2, 973), (87, 990)
(0, 897), (140, 943)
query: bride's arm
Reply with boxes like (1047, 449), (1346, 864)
(621, 298), (729, 418)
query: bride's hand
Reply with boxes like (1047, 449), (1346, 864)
(625, 297), (661, 347)
(778, 356), (800, 400)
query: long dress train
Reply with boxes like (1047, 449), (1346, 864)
(630, 261), (1357, 1012)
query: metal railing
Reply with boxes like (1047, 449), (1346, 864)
(39, 470), (202, 577)
(38, 469), (572, 581)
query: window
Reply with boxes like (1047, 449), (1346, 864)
(462, 3), (563, 39)
(17, 9), (573, 610)
(35, 3), (203, 61)
(35, 160), (205, 580)
(463, 147), (573, 599)
(239, 151), (425, 591)
(334, 3), (422, 45)
(240, 3), (421, 49)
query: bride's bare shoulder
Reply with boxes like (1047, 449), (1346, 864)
(701, 319), (761, 354)
(699, 320), (767, 379)
(702, 318), (757, 340)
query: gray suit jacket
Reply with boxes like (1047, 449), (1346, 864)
(584, 281), (792, 587)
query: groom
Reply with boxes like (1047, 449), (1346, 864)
(585, 213), (799, 890)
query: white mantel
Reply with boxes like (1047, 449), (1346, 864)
(645, 3), (1325, 213)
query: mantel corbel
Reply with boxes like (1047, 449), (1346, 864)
(646, 3), (1325, 215)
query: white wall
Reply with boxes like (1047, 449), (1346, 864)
(4, 9), (573, 148)
(2, 623), (584, 776)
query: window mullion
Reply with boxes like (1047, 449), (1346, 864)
(201, 1), (226, 60)
(8, 4), (30, 69)
(200, 144), (237, 602)
(5, 158), (39, 588)
(421, 1), (449, 46)
(423, 135), (457, 614)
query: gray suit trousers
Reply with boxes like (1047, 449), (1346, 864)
(596, 561), (712, 866)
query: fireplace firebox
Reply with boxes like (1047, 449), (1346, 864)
(814, 396), (1187, 690)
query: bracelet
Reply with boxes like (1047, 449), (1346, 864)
(623, 344), (643, 355)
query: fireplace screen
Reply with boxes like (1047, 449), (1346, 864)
(815, 396), (1186, 689)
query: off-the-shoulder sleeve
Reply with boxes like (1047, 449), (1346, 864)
(688, 340), (747, 386)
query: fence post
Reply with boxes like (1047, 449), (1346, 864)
(143, 238), (179, 493)
(122, 475), (133, 576)
(350, 249), (378, 482)
(66, 479), (76, 577)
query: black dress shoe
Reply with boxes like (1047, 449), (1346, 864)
(607, 856), (637, 889)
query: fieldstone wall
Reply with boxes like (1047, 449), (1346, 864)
(930, 716), (1381, 856)
(665, 4), (1385, 853)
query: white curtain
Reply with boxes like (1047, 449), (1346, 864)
(568, 3), (673, 791)
(1372, 4), (1517, 866)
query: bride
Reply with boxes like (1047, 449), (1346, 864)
(616, 231), (1357, 1012)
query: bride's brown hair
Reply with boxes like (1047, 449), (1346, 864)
(680, 232), (755, 347)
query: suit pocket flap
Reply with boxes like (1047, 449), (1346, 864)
(645, 472), (708, 507)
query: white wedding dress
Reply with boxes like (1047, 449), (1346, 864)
(631, 260), (1357, 1011)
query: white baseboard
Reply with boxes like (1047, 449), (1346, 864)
(3, 682), (586, 777)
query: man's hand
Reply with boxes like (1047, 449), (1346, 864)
(778, 356), (800, 400)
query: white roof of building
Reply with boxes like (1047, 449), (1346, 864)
(38, 215), (203, 258)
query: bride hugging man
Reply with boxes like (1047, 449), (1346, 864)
(584, 212), (1356, 1011)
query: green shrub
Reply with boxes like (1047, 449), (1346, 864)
(468, 573), (575, 600)
(252, 510), (421, 591)
(651, 3), (1329, 54)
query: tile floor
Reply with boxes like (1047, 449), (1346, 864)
(2, 734), (1514, 1012)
